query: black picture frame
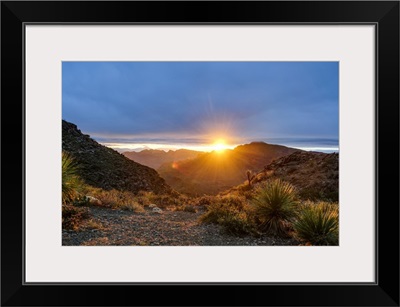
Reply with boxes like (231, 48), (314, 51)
(1, 1), (399, 306)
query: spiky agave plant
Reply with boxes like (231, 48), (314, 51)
(294, 202), (339, 245)
(62, 151), (83, 205)
(251, 179), (298, 236)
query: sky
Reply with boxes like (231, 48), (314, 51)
(62, 62), (339, 153)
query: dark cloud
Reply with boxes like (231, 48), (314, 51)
(62, 62), (338, 147)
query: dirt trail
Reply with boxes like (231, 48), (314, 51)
(62, 206), (298, 246)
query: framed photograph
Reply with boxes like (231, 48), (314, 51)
(1, 1), (399, 306)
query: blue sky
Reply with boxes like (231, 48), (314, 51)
(62, 62), (338, 152)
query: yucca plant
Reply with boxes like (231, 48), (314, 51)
(246, 170), (256, 187)
(251, 179), (298, 236)
(62, 151), (83, 205)
(294, 202), (339, 245)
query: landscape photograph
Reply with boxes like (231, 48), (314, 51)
(62, 61), (339, 246)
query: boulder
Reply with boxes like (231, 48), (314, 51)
(152, 207), (163, 214)
(85, 196), (102, 206)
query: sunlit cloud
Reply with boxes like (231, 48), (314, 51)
(101, 142), (238, 153)
(63, 61), (339, 153)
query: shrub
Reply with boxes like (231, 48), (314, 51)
(221, 195), (247, 209)
(151, 194), (178, 208)
(62, 204), (90, 230)
(216, 211), (256, 236)
(88, 188), (144, 212)
(136, 191), (153, 207)
(118, 201), (144, 212)
(294, 202), (339, 245)
(137, 191), (178, 208)
(194, 195), (215, 207)
(251, 179), (298, 236)
(234, 183), (257, 200)
(85, 219), (104, 230)
(62, 151), (84, 204)
(200, 195), (256, 236)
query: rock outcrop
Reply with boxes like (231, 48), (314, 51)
(62, 120), (171, 194)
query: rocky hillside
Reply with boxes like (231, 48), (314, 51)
(62, 120), (171, 194)
(123, 149), (201, 170)
(231, 151), (339, 201)
(158, 142), (299, 196)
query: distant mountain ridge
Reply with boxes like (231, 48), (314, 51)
(123, 149), (201, 170)
(62, 120), (171, 194)
(158, 142), (299, 195)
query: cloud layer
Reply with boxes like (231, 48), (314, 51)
(62, 61), (339, 148)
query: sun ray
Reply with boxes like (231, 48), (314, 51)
(212, 139), (229, 153)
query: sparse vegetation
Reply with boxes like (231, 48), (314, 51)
(62, 204), (90, 230)
(194, 195), (215, 207)
(63, 120), (171, 195)
(251, 179), (298, 236)
(62, 151), (84, 205)
(294, 201), (339, 245)
(84, 188), (144, 212)
(215, 211), (257, 236)
(136, 191), (180, 208)
(174, 204), (197, 213)
(85, 219), (104, 230)
(200, 195), (256, 236)
(228, 183), (257, 200)
(118, 201), (145, 212)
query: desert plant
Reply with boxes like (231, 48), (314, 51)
(251, 179), (298, 236)
(62, 151), (83, 204)
(199, 195), (256, 236)
(88, 188), (144, 212)
(174, 204), (197, 213)
(136, 191), (177, 208)
(216, 211), (257, 236)
(62, 204), (90, 230)
(85, 219), (104, 230)
(234, 183), (257, 200)
(200, 202), (227, 224)
(194, 195), (215, 207)
(294, 202), (339, 245)
(246, 170), (256, 187)
(118, 201), (144, 212)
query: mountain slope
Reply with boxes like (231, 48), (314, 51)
(62, 120), (171, 194)
(123, 149), (201, 169)
(228, 151), (339, 201)
(158, 142), (299, 195)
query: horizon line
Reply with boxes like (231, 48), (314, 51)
(99, 141), (339, 154)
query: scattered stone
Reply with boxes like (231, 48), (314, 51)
(85, 196), (102, 206)
(63, 206), (299, 246)
(152, 207), (163, 214)
(149, 204), (157, 208)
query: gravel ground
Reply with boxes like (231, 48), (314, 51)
(62, 206), (299, 246)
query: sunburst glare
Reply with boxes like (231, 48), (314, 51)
(212, 139), (229, 153)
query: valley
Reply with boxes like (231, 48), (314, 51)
(62, 120), (339, 246)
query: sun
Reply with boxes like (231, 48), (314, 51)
(212, 139), (228, 153)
